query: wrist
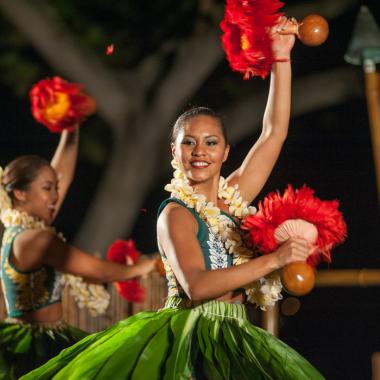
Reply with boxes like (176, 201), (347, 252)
(273, 55), (291, 63)
(124, 264), (138, 280)
(267, 251), (282, 271)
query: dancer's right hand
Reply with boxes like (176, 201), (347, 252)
(133, 255), (158, 277)
(273, 237), (311, 268)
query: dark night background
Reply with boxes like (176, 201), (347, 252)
(0, 1), (380, 379)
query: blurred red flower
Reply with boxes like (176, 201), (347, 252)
(115, 281), (146, 303)
(106, 44), (114, 55)
(107, 239), (141, 264)
(107, 239), (146, 303)
(30, 76), (96, 133)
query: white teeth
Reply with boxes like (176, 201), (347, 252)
(192, 161), (209, 167)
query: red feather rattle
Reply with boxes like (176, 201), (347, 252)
(220, 0), (329, 79)
(242, 185), (347, 296)
(30, 76), (96, 133)
(107, 239), (146, 303)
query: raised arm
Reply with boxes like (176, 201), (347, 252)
(157, 203), (310, 301)
(12, 229), (156, 283)
(50, 127), (79, 218)
(227, 18), (296, 203)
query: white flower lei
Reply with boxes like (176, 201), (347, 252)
(165, 159), (282, 309)
(0, 167), (110, 317)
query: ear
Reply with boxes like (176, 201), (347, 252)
(13, 189), (27, 203)
(171, 143), (176, 158)
(222, 144), (230, 163)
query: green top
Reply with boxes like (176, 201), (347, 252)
(0, 226), (63, 317)
(158, 198), (238, 298)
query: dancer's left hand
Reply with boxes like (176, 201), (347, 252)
(270, 16), (296, 60)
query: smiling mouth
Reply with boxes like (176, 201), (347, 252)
(47, 205), (56, 214)
(191, 161), (210, 168)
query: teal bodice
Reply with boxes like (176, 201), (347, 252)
(158, 198), (237, 298)
(0, 226), (63, 317)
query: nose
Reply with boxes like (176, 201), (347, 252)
(191, 143), (206, 156)
(51, 188), (59, 204)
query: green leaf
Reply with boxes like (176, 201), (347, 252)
(163, 310), (199, 380)
(131, 320), (171, 379)
(14, 330), (33, 353)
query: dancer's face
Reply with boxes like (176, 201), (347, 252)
(14, 165), (58, 224)
(172, 115), (230, 185)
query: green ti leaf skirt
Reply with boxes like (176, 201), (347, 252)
(0, 319), (87, 380)
(21, 298), (325, 380)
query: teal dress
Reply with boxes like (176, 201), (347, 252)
(21, 199), (325, 380)
(0, 226), (87, 380)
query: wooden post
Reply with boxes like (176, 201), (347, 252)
(372, 352), (380, 380)
(261, 303), (279, 336)
(363, 53), (380, 205)
(316, 269), (380, 287)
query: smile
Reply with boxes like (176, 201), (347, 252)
(47, 205), (56, 213)
(191, 161), (210, 168)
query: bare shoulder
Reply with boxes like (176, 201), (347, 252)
(13, 229), (60, 269)
(157, 201), (198, 236)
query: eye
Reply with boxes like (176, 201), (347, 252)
(181, 138), (195, 146)
(206, 140), (218, 146)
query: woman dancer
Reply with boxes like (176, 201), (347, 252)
(0, 127), (156, 379)
(23, 17), (325, 379)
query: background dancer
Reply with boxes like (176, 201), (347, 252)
(0, 126), (156, 379)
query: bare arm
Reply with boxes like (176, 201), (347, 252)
(50, 128), (79, 218)
(12, 230), (156, 282)
(227, 19), (295, 203)
(157, 203), (310, 301)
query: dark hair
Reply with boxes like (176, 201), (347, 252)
(2, 155), (51, 200)
(171, 107), (228, 144)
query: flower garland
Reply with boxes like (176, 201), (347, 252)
(0, 168), (110, 317)
(165, 160), (282, 309)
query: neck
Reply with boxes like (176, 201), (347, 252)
(13, 205), (27, 214)
(1, 206), (48, 229)
(190, 176), (220, 205)
(14, 206), (42, 222)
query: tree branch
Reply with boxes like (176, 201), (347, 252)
(0, 0), (131, 130)
(224, 66), (364, 143)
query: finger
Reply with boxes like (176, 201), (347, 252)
(289, 244), (310, 258)
(151, 252), (161, 260)
(126, 256), (134, 266)
(272, 16), (287, 34)
(308, 246), (319, 256)
(289, 237), (310, 247)
(276, 22), (287, 33)
(276, 15), (286, 24)
(295, 248), (311, 260)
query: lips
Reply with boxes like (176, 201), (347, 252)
(47, 205), (56, 215)
(190, 161), (210, 168)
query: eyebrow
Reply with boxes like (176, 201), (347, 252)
(182, 134), (220, 139)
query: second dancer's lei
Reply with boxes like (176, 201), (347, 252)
(165, 159), (282, 309)
(0, 168), (110, 316)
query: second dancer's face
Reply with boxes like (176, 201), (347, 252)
(172, 115), (229, 185)
(15, 165), (59, 224)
